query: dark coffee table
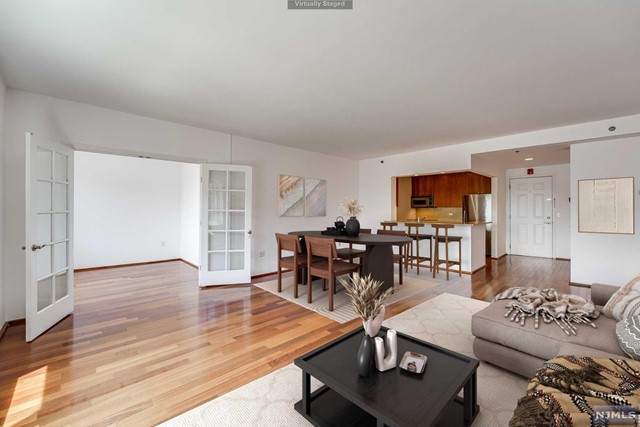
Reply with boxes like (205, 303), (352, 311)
(294, 327), (479, 427)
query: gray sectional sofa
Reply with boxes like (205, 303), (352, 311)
(472, 283), (625, 378)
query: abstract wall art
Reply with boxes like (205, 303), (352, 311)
(278, 175), (305, 217)
(305, 178), (327, 216)
(578, 177), (634, 234)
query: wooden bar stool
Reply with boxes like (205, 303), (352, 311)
(404, 222), (433, 275)
(432, 224), (462, 281)
(380, 221), (398, 231)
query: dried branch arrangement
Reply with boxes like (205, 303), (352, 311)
(339, 273), (392, 321)
(339, 197), (363, 217)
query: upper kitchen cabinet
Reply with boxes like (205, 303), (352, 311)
(411, 172), (491, 207)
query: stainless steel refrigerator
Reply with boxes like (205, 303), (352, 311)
(462, 194), (492, 256)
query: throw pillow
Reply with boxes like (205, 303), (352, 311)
(602, 275), (640, 321)
(616, 316), (640, 360)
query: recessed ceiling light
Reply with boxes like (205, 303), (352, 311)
(524, 158), (534, 161)
(440, 171), (445, 174)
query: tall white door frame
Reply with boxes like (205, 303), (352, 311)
(509, 176), (554, 258)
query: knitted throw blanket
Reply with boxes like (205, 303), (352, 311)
(493, 287), (600, 336)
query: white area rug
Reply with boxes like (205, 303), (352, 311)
(253, 274), (439, 323)
(161, 293), (527, 427)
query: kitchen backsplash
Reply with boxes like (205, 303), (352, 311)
(414, 207), (463, 222)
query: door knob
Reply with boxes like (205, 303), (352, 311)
(31, 243), (48, 251)
(247, 230), (252, 235)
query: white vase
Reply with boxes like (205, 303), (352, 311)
(363, 306), (385, 337)
(374, 329), (398, 372)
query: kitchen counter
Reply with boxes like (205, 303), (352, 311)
(400, 220), (492, 226)
(396, 221), (489, 274)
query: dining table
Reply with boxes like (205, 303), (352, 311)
(288, 231), (412, 293)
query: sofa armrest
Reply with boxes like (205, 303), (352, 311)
(591, 283), (619, 306)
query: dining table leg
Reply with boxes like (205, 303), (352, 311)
(362, 245), (395, 293)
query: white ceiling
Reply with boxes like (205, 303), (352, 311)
(1, 1), (639, 159)
(473, 142), (571, 169)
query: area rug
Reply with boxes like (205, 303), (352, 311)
(161, 293), (527, 426)
(253, 274), (439, 323)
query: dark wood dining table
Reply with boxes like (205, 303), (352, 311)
(288, 231), (412, 293)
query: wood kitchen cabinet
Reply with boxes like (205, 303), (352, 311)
(412, 172), (490, 207)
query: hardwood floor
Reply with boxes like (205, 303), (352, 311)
(0, 256), (572, 426)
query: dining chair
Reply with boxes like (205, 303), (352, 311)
(275, 233), (309, 298)
(376, 229), (408, 285)
(336, 228), (371, 273)
(306, 236), (360, 311)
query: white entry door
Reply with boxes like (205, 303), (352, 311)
(200, 164), (252, 286)
(510, 176), (553, 258)
(25, 133), (74, 341)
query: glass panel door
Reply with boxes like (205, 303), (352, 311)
(26, 133), (74, 342)
(200, 164), (252, 285)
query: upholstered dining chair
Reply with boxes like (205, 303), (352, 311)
(305, 236), (360, 311)
(376, 229), (409, 285)
(336, 228), (372, 273)
(275, 233), (309, 298)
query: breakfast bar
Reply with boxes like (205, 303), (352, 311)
(400, 221), (489, 274)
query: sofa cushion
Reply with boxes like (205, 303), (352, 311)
(602, 275), (640, 320)
(510, 356), (640, 427)
(616, 315), (640, 360)
(472, 301), (625, 361)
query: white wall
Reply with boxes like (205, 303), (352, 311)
(74, 152), (187, 269)
(506, 164), (571, 259)
(0, 72), (6, 326)
(179, 163), (200, 266)
(471, 155), (507, 258)
(358, 113), (640, 264)
(3, 89), (359, 320)
(571, 137), (640, 286)
(232, 135), (359, 274)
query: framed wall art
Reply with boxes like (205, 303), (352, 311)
(578, 177), (634, 234)
(304, 178), (327, 217)
(278, 175), (304, 217)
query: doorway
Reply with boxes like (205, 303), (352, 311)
(509, 176), (553, 258)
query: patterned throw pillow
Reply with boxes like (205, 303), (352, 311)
(616, 316), (640, 360)
(602, 275), (640, 321)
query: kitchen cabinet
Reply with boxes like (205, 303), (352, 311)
(412, 172), (490, 207)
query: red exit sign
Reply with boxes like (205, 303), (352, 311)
(527, 168), (534, 175)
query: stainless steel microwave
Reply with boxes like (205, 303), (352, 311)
(411, 195), (435, 208)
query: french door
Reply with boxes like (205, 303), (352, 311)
(25, 133), (74, 341)
(509, 176), (553, 258)
(199, 164), (252, 286)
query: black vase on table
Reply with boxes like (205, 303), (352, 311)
(356, 334), (374, 377)
(346, 216), (360, 237)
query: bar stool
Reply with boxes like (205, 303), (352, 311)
(432, 224), (462, 281)
(380, 221), (398, 231)
(404, 222), (433, 275)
